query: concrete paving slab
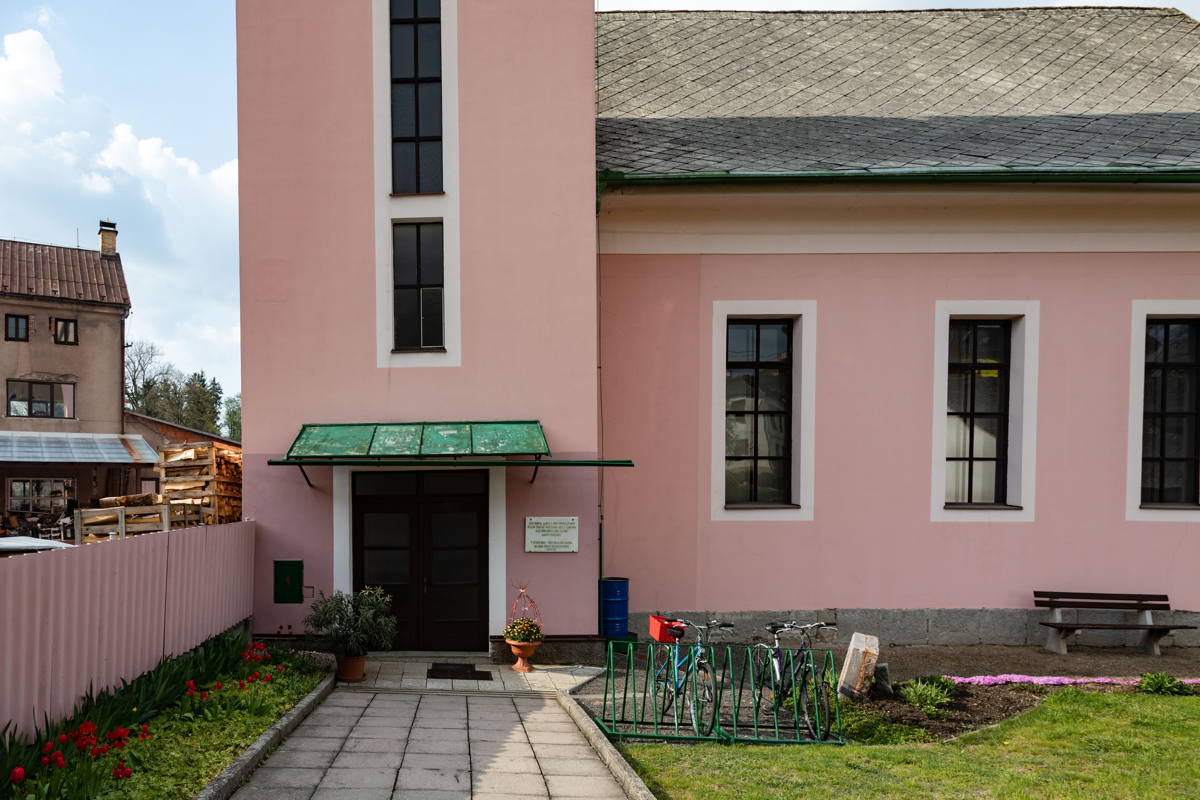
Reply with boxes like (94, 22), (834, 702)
(318, 767), (398, 789)
(245, 687), (628, 800)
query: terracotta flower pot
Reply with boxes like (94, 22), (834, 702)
(505, 639), (541, 673)
(336, 655), (367, 683)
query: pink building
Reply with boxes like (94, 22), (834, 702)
(238, 2), (1200, 652)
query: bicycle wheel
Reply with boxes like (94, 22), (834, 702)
(651, 646), (682, 727)
(687, 661), (717, 736)
(811, 663), (835, 740)
(750, 646), (777, 717)
(794, 661), (822, 740)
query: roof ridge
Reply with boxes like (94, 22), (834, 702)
(596, 7), (1185, 18)
(0, 236), (100, 254)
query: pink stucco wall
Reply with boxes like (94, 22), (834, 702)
(237, 1), (601, 637)
(600, 250), (1200, 613)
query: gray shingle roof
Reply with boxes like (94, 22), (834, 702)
(595, 8), (1200, 177)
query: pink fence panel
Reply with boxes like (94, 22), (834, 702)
(0, 521), (254, 737)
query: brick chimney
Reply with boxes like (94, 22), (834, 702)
(98, 220), (118, 256)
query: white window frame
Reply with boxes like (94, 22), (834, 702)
(931, 301), (1039, 522)
(372, 0), (462, 368)
(711, 300), (816, 522)
(1126, 300), (1200, 522)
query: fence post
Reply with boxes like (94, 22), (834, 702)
(159, 504), (170, 533)
(117, 507), (126, 539)
(73, 510), (82, 545)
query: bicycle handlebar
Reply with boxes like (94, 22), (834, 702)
(665, 618), (736, 631)
(764, 621), (838, 633)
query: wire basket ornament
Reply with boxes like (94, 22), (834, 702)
(508, 584), (542, 626)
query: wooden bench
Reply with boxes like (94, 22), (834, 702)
(1035, 591), (1197, 656)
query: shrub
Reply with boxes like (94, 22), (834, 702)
(898, 678), (955, 718)
(303, 587), (397, 658)
(502, 617), (544, 643)
(910, 675), (959, 696)
(839, 702), (931, 745)
(1137, 672), (1194, 696)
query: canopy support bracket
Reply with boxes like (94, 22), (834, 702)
(529, 454), (543, 485)
(297, 465), (313, 488)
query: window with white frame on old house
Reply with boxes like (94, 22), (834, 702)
(945, 320), (1011, 505)
(725, 319), (793, 505)
(392, 222), (444, 350)
(390, 0), (442, 195)
(1142, 320), (1200, 505)
(53, 318), (77, 345)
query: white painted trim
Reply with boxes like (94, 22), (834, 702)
(930, 301), (1039, 522)
(1126, 301), (1200, 522)
(710, 300), (816, 522)
(372, 0), (462, 367)
(598, 185), (1200, 255)
(330, 465), (508, 636)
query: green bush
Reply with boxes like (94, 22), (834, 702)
(839, 702), (931, 745)
(898, 678), (955, 718)
(1137, 672), (1195, 696)
(908, 675), (959, 696)
(303, 587), (397, 658)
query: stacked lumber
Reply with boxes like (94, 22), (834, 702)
(75, 504), (202, 543)
(157, 441), (243, 525)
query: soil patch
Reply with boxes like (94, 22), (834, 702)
(879, 644), (1200, 682)
(862, 683), (1046, 738)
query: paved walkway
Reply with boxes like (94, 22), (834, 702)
(233, 690), (626, 800)
(360, 655), (603, 694)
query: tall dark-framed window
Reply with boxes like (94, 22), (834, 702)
(725, 319), (793, 505)
(5, 315), (27, 342)
(53, 318), (78, 345)
(946, 319), (1011, 505)
(393, 221), (444, 350)
(390, 0), (442, 194)
(1143, 319), (1200, 505)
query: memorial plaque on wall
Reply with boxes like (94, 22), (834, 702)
(524, 516), (579, 552)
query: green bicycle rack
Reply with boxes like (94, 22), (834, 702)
(593, 640), (844, 745)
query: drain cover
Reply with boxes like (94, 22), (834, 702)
(427, 663), (494, 680)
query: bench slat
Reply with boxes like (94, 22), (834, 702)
(1034, 599), (1171, 611)
(1039, 623), (1197, 631)
(1034, 591), (1170, 602)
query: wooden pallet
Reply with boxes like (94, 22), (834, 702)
(74, 504), (204, 543)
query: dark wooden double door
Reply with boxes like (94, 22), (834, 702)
(352, 470), (488, 651)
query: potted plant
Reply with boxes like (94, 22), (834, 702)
(503, 617), (544, 672)
(303, 587), (397, 682)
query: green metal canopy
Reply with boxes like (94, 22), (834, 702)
(268, 421), (633, 483)
(283, 421), (550, 460)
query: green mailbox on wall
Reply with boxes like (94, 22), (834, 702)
(273, 560), (304, 604)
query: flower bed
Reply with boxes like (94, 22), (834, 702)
(1, 629), (325, 800)
(946, 673), (1200, 687)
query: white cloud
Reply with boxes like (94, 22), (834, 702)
(0, 27), (242, 394)
(77, 171), (112, 194)
(0, 30), (61, 113)
(28, 6), (60, 30)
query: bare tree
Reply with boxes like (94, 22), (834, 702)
(124, 340), (171, 412)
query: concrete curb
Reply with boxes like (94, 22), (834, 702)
(554, 690), (657, 800)
(193, 672), (335, 800)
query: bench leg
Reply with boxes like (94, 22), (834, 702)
(1044, 628), (1072, 655)
(1138, 630), (1167, 656)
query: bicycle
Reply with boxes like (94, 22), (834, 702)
(750, 621), (837, 740)
(649, 617), (734, 736)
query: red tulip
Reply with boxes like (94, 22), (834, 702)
(140, 724), (149, 734)
(40, 757), (49, 766)
(57, 733), (67, 744)
(200, 691), (209, 700)
(8, 767), (23, 784)
(41, 741), (53, 754)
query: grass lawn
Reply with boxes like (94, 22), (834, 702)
(619, 689), (1200, 800)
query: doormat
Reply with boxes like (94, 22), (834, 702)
(427, 663), (494, 681)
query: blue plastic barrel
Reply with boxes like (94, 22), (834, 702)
(600, 577), (630, 638)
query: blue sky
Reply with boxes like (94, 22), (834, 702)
(0, 1), (1195, 397)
